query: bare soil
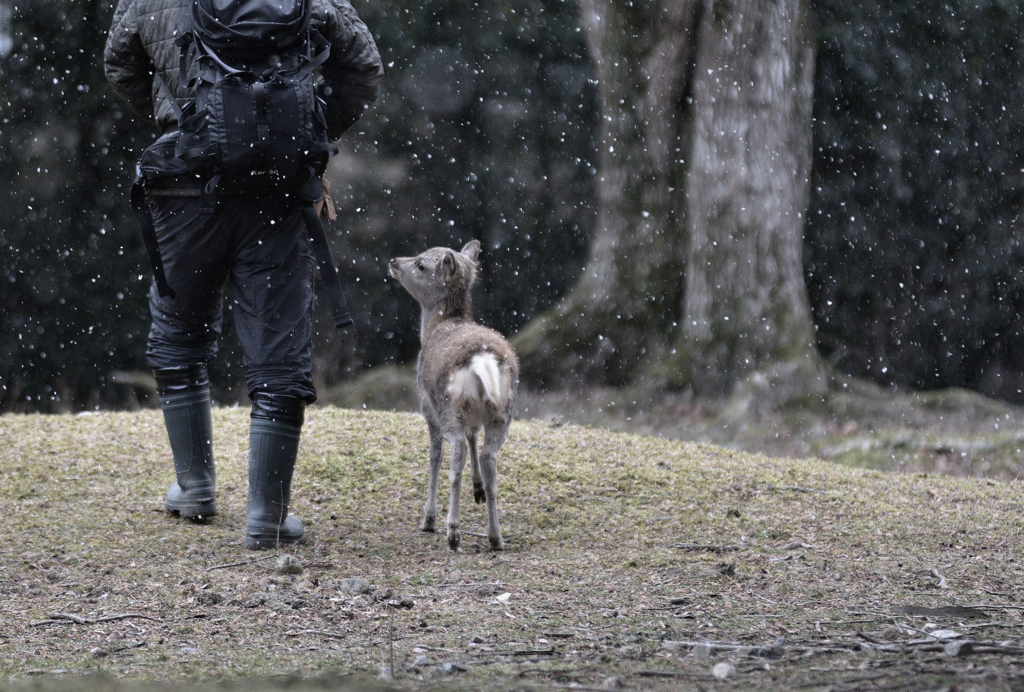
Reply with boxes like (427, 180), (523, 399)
(2, 404), (1024, 691)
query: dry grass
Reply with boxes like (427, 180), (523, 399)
(2, 406), (1024, 691)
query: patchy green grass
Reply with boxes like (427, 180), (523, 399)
(2, 406), (1024, 691)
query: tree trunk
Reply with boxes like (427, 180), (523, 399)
(667, 0), (823, 396)
(516, 0), (823, 400)
(514, 0), (701, 387)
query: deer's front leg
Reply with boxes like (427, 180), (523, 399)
(422, 417), (444, 533)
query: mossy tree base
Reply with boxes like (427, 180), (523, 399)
(515, 0), (823, 397)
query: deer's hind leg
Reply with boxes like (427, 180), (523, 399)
(478, 421), (508, 551)
(445, 433), (468, 551)
(469, 427), (486, 504)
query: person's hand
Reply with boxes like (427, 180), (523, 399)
(315, 177), (337, 221)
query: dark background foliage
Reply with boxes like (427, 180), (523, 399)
(1, 0), (1022, 411)
(0, 0), (151, 411)
(807, 0), (1024, 402)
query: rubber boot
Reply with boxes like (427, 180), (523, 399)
(245, 393), (306, 549)
(155, 364), (217, 518)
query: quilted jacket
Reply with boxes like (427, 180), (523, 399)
(104, 0), (382, 141)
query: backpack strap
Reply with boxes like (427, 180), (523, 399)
(175, 33), (196, 88)
(153, 72), (183, 121)
(291, 30), (331, 81)
(301, 205), (354, 332)
(130, 176), (177, 299)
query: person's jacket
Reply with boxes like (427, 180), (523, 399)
(104, 0), (382, 141)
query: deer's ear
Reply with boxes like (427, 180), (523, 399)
(440, 251), (459, 282)
(460, 239), (481, 264)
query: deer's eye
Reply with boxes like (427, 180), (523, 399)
(416, 261), (425, 271)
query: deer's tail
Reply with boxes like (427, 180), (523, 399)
(449, 353), (510, 420)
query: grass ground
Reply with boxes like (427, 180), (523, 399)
(1, 405), (1023, 691)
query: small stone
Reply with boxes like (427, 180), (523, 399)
(600, 675), (622, 689)
(268, 600), (292, 612)
(275, 554), (303, 575)
(196, 590), (224, 605)
(471, 634), (485, 644)
(410, 655), (430, 669)
(693, 642), (713, 659)
(339, 577), (372, 595)
(713, 662), (736, 680)
(442, 660), (467, 674)
(944, 640), (974, 657)
(881, 625), (903, 641)
(765, 637), (786, 659)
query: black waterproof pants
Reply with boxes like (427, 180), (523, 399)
(144, 195), (317, 402)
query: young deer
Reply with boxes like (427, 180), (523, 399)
(388, 240), (518, 551)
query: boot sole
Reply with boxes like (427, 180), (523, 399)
(244, 532), (306, 550)
(166, 500), (218, 518)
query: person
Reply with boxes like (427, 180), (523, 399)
(103, 0), (382, 549)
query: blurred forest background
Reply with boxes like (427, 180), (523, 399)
(2, 0), (1023, 413)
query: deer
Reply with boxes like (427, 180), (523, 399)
(388, 240), (518, 551)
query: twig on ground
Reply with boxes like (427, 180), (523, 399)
(205, 555), (277, 572)
(635, 670), (716, 680)
(669, 542), (744, 552)
(791, 671), (894, 689)
(105, 640), (147, 656)
(31, 612), (161, 627)
(287, 630), (368, 650)
(461, 530), (514, 539)
(515, 664), (597, 679)
(844, 610), (891, 618)
(487, 648), (557, 657)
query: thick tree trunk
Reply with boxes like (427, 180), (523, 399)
(667, 0), (824, 396)
(514, 0), (701, 387)
(516, 0), (823, 400)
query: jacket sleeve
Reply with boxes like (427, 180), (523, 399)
(103, 0), (158, 128)
(313, 0), (383, 141)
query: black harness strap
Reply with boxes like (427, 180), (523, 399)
(301, 205), (353, 331)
